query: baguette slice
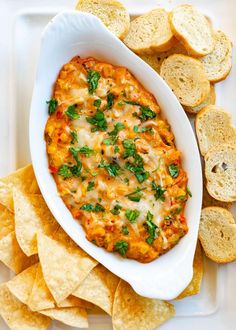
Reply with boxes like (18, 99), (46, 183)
(199, 30), (232, 82)
(160, 54), (210, 107)
(199, 207), (236, 263)
(205, 144), (236, 202)
(184, 85), (215, 115)
(195, 105), (236, 155)
(124, 8), (175, 55)
(169, 5), (214, 56)
(76, 0), (130, 40)
(139, 42), (187, 73)
(202, 184), (232, 209)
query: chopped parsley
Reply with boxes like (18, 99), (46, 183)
(86, 109), (108, 132)
(133, 126), (154, 135)
(108, 122), (125, 136)
(125, 187), (146, 202)
(70, 130), (78, 144)
(123, 100), (141, 106)
(114, 146), (120, 153)
(115, 240), (128, 256)
(125, 155), (149, 183)
(103, 136), (118, 146)
(87, 181), (95, 191)
(133, 106), (156, 122)
(110, 204), (122, 215)
(145, 211), (158, 245)
(187, 187), (192, 197)
(80, 203), (105, 212)
(93, 99), (102, 108)
(70, 164), (82, 177)
(78, 146), (94, 157)
(125, 209), (140, 223)
(46, 99), (58, 115)
(117, 101), (124, 106)
(58, 165), (71, 179)
(87, 70), (100, 94)
(107, 93), (114, 109)
(122, 226), (129, 235)
(151, 181), (166, 201)
(168, 164), (179, 178)
(65, 105), (80, 120)
(122, 139), (136, 158)
(176, 195), (187, 201)
(98, 160), (121, 177)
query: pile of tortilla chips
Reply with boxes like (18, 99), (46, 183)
(0, 164), (203, 330)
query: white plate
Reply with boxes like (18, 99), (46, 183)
(0, 0), (236, 329)
(29, 10), (202, 300)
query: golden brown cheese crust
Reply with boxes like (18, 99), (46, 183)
(45, 57), (188, 263)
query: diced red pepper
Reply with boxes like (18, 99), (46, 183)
(49, 165), (57, 174)
(56, 111), (63, 119)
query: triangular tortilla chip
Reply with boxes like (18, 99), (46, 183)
(13, 188), (59, 256)
(57, 295), (94, 309)
(112, 280), (175, 330)
(0, 204), (14, 240)
(28, 264), (56, 311)
(0, 182), (13, 212)
(0, 231), (38, 273)
(73, 264), (119, 315)
(37, 229), (97, 303)
(7, 263), (38, 304)
(177, 240), (204, 299)
(40, 307), (88, 328)
(0, 284), (51, 330)
(0, 164), (40, 212)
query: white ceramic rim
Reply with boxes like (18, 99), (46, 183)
(29, 10), (202, 300)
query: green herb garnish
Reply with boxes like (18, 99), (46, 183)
(87, 181), (95, 191)
(80, 203), (105, 212)
(145, 211), (158, 245)
(125, 187), (146, 202)
(58, 165), (71, 179)
(122, 226), (129, 235)
(87, 70), (100, 94)
(58, 163), (82, 179)
(47, 99), (58, 115)
(151, 181), (166, 201)
(98, 160), (121, 177)
(115, 240), (128, 256)
(125, 161), (149, 183)
(175, 195), (186, 201)
(65, 105), (80, 120)
(114, 146), (120, 153)
(107, 93), (114, 109)
(108, 122), (125, 136)
(187, 187), (192, 197)
(110, 204), (122, 215)
(125, 209), (140, 223)
(86, 109), (108, 132)
(122, 139), (136, 159)
(93, 99), (102, 108)
(70, 130), (78, 144)
(123, 100), (141, 106)
(103, 136), (118, 146)
(133, 106), (156, 122)
(168, 164), (179, 178)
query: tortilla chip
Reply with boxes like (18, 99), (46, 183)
(57, 295), (94, 309)
(0, 283), (51, 330)
(13, 188), (59, 256)
(177, 241), (204, 299)
(0, 204), (14, 240)
(28, 264), (56, 311)
(0, 231), (38, 273)
(73, 264), (119, 315)
(7, 264), (38, 305)
(37, 229), (97, 303)
(112, 280), (175, 330)
(0, 182), (13, 212)
(40, 307), (88, 328)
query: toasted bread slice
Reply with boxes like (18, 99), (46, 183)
(202, 184), (232, 209)
(199, 31), (232, 83)
(199, 207), (236, 263)
(195, 105), (236, 155)
(124, 8), (175, 55)
(205, 144), (236, 202)
(139, 42), (187, 73)
(76, 0), (130, 40)
(169, 4), (214, 56)
(160, 54), (210, 107)
(184, 85), (215, 115)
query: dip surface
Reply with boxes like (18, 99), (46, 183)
(45, 56), (189, 263)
